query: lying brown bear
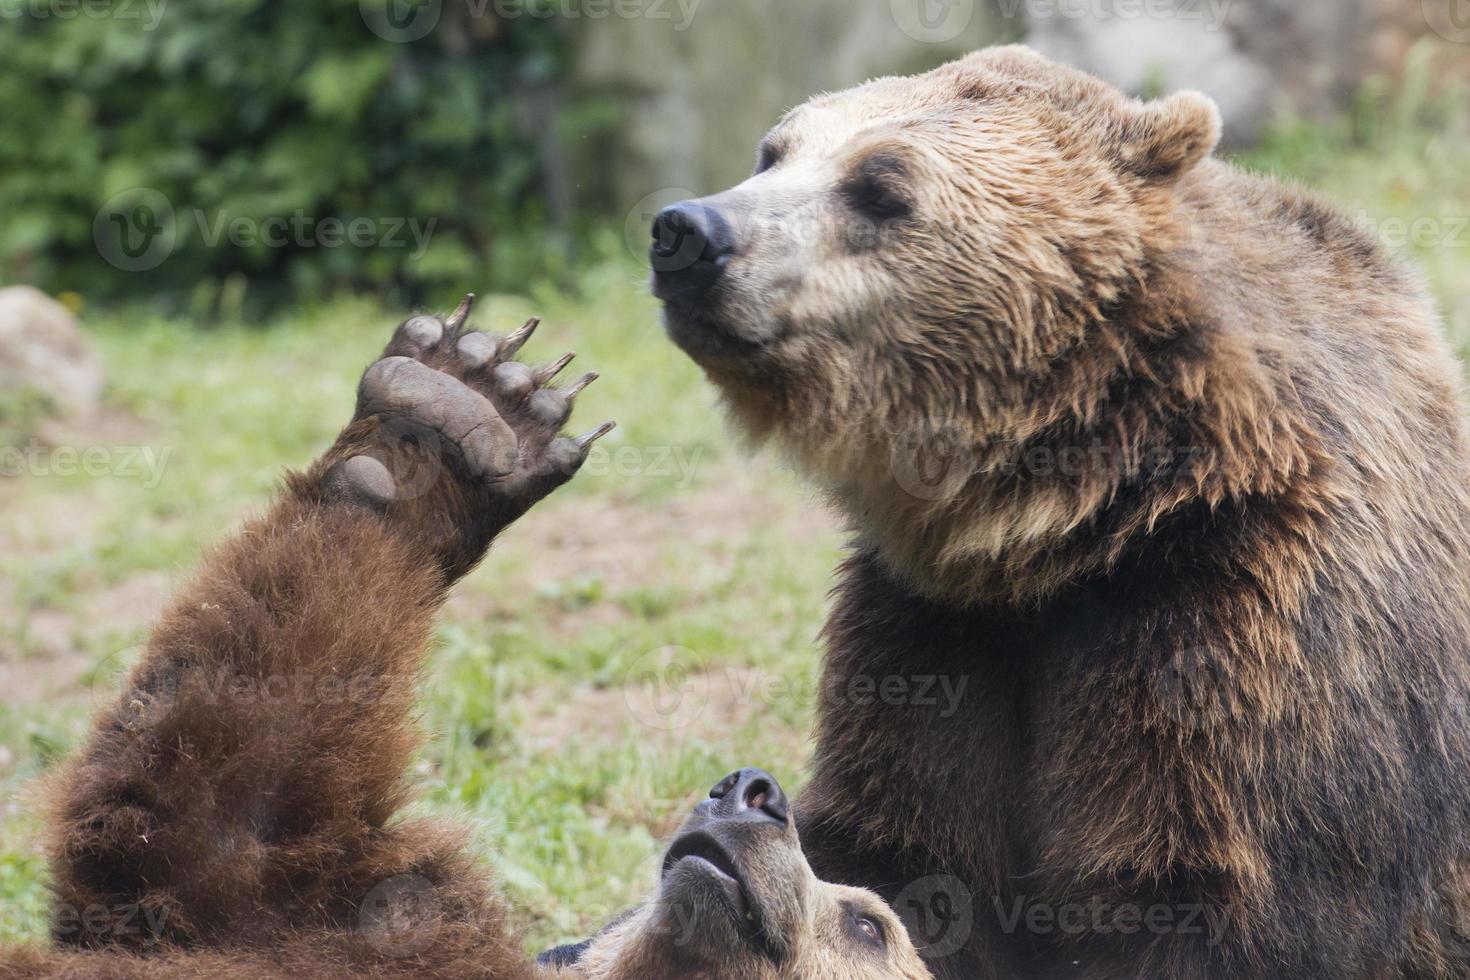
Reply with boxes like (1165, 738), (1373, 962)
(0, 300), (932, 980)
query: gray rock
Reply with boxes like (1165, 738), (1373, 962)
(0, 286), (104, 420)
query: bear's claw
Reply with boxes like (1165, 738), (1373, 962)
(565, 372), (598, 398)
(500, 316), (540, 360)
(535, 351), (577, 386)
(445, 291), (476, 334)
(576, 421), (616, 449)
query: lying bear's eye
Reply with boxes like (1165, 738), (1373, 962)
(846, 907), (886, 950)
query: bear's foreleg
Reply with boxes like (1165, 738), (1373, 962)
(42, 299), (609, 963)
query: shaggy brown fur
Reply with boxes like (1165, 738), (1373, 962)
(653, 46), (1470, 979)
(4, 303), (580, 980)
(0, 305), (932, 980)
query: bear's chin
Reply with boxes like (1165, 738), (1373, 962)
(656, 275), (791, 356)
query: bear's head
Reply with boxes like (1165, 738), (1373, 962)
(651, 46), (1233, 604)
(546, 768), (931, 979)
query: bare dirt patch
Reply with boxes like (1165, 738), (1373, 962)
(1, 406), (168, 708)
(514, 663), (795, 754)
(445, 455), (833, 635)
(2, 572), (171, 709)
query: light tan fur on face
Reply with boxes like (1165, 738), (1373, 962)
(663, 46), (1293, 607)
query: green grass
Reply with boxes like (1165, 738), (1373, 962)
(3, 95), (1469, 951)
(0, 252), (839, 950)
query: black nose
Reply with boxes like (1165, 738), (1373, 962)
(705, 768), (790, 826)
(650, 201), (735, 278)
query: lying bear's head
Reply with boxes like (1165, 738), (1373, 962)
(651, 46), (1225, 604)
(548, 768), (930, 979)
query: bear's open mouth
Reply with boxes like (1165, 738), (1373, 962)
(661, 830), (755, 923)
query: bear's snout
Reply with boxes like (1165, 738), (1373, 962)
(651, 200), (736, 296)
(702, 767), (791, 827)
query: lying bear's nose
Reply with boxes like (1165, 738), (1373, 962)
(650, 201), (735, 279)
(706, 767), (790, 826)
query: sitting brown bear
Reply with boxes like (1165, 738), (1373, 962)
(649, 45), (1470, 980)
(0, 300), (931, 980)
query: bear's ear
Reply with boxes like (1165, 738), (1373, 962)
(1118, 90), (1221, 181)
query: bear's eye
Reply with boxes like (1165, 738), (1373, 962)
(845, 905), (886, 951)
(755, 140), (784, 175)
(842, 153), (912, 222)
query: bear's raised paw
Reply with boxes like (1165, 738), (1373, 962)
(317, 293), (613, 578)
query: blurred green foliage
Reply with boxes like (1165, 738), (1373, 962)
(0, 0), (569, 317)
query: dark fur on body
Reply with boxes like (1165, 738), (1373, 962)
(656, 47), (1470, 979)
(13, 493), (536, 979)
(800, 125), (1470, 980)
